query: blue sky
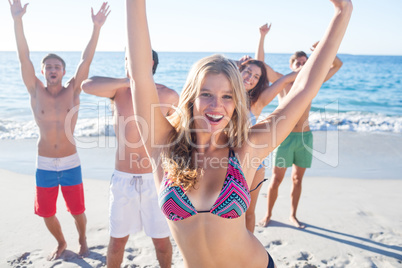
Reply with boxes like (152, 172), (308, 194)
(1, 0), (401, 55)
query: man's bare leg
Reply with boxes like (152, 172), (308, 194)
(246, 167), (265, 233)
(289, 165), (306, 229)
(258, 166), (287, 227)
(107, 235), (129, 268)
(72, 213), (89, 257)
(43, 215), (67, 260)
(152, 237), (172, 268)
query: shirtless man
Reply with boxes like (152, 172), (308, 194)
(9, 0), (109, 260)
(81, 50), (178, 268)
(256, 23), (343, 228)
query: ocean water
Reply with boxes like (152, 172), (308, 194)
(0, 51), (401, 139)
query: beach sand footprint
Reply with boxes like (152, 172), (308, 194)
(7, 252), (32, 267)
(320, 255), (353, 267)
(6, 244), (111, 268)
(368, 231), (384, 240)
(290, 251), (319, 268)
(7, 249), (44, 267)
(356, 210), (374, 217)
(265, 240), (284, 249)
(124, 247), (141, 262)
(296, 251), (312, 261)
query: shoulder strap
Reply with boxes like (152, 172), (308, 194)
(229, 148), (235, 158)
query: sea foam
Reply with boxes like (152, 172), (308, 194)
(1, 112), (401, 140)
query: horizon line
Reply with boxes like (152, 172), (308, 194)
(1, 50), (401, 57)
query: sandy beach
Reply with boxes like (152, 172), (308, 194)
(1, 131), (402, 267)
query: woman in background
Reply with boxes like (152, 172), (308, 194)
(237, 58), (297, 233)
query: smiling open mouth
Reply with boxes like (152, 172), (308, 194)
(206, 113), (224, 122)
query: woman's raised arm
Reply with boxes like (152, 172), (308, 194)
(126, 0), (173, 153)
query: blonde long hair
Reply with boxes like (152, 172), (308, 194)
(163, 54), (250, 191)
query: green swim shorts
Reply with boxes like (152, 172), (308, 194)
(273, 131), (313, 168)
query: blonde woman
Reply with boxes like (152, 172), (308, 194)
(126, 0), (353, 267)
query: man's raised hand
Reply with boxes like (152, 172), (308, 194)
(92, 2), (111, 28)
(9, 0), (28, 20)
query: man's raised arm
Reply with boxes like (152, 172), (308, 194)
(9, 0), (38, 94)
(70, 2), (110, 93)
(310, 41), (343, 82)
(82, 76), (129, 99)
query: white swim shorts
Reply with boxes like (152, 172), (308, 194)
(109, 170), (170, 239)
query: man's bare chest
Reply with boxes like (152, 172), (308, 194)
(32, 87), (78, 122)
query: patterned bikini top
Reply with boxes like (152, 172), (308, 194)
(159, 149), (251, 221)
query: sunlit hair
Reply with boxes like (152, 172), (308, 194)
(41, 53), (66, 70)
(239, 59), (269, 108)
(289, 51), (308, 65)
(163, 54), (249, 191)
